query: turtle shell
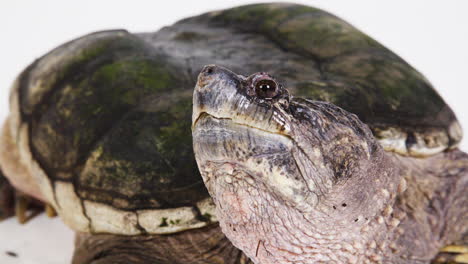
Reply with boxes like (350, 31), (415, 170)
(8, 30), (214, 234)
(4, 3), (461, 234)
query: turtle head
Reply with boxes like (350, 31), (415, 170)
(193, 65), (317, 211)
(193, 65), (379, 211)
(192, 65), (399, 262)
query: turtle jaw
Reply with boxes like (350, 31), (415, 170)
(192, 113), (318, 212)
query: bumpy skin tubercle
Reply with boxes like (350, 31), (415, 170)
(192, 66), (468, 264)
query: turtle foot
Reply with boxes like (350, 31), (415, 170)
(14, 190), (54, 224)
(433, 245), (468, 264)
(0, 171), (56, 223)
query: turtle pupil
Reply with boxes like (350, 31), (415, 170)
(255, 79), (278, 98)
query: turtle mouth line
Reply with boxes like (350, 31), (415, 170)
(192, 112), (293, 141)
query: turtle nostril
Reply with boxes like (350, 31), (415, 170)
(203, 65), (216, 75)
(198, 65), (218, 88)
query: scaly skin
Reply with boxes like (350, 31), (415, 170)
(192, 65), (468, 264)
(198, 149), (467, 263)
(73, 224), (253, 264)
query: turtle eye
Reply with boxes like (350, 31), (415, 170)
(254, 79), (278, 99)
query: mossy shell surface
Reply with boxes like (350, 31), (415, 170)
(7, 3), (461, 234)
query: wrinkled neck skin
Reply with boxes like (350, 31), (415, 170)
(203, 146), (399, 264)
(202, 147), (467, 264)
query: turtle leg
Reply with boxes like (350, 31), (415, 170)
(72, 224), (252, 264)
(0, 168), (55, 223)
(13, 190), (49, 224)
(0, 118), (56, 223)
(0, 170), (14, 220)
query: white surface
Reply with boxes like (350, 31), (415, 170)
(0, 1), (467, 263)
(0, 215), (74, 264)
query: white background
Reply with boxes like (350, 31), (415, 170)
(0, 1), (467, 263)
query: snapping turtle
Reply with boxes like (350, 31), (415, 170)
(0, 2), (465, 264)
(192, 66), (467, 264)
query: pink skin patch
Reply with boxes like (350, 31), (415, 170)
(218, 190), (252, 224)
(212, 178), (278, 263)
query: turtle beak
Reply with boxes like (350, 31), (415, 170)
(192, 64), (243, 129)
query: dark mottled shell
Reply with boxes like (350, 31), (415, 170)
(17, 31), (205, 210)
(15, 3), (460, 211)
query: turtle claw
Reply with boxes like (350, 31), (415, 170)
(14, 191), (44, 224)
(433, 245), (468, 264)
(45, 203), (57, 218)
(1, 170), (53, 223)
(14, 191), (30, 224)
